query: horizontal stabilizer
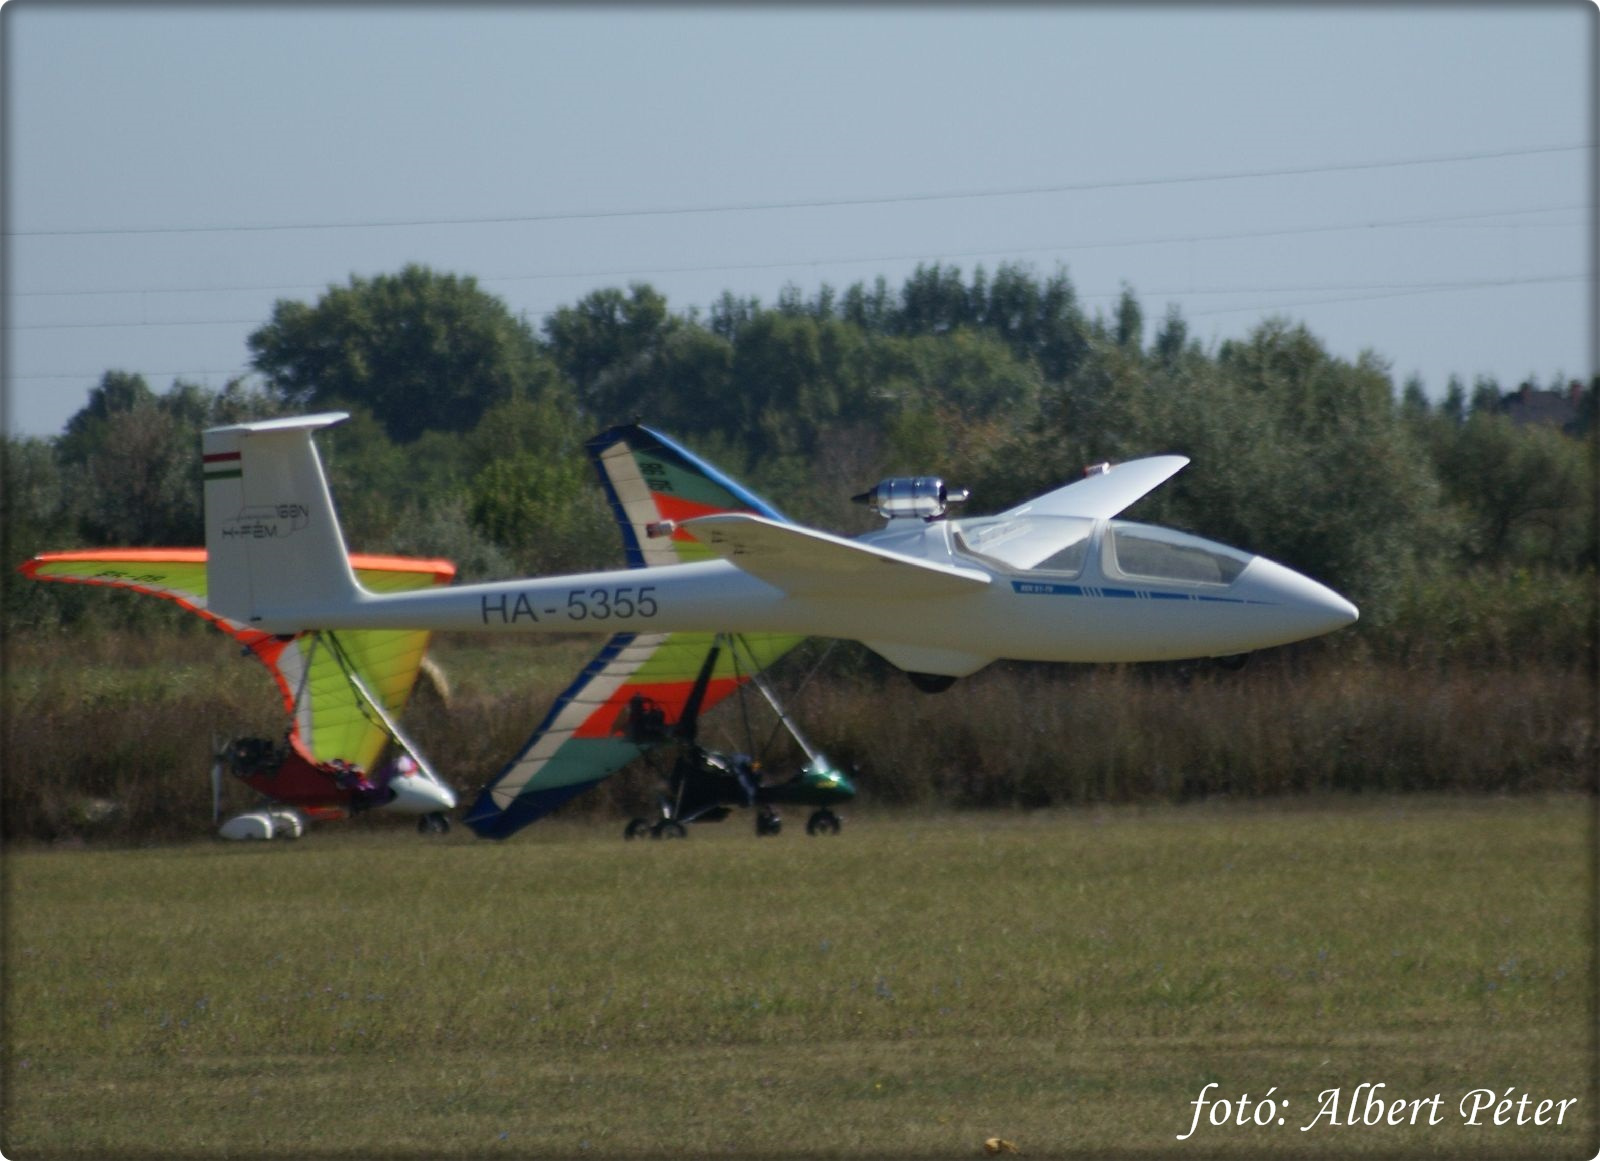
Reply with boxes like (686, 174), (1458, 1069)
(1004, 455), (1189, 520)
(682, 513), (991, 597)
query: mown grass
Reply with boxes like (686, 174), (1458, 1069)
(4, 797), (1594, 1158)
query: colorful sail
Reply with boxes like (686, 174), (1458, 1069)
(464, 424), (806, 839)
(586, 422), (791, 566)
(19, 549), (455, 772)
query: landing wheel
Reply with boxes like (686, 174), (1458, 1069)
(417, 812), (450, 835)
(651, 820), (688, 840)
(806, 809), (842, 836)
(624, 818), (652, 841)
(755, 808), (783, 837)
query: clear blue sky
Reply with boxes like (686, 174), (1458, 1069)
(4, 3), (1593, 438)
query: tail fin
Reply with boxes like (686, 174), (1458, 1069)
(203, 412), (363, 627)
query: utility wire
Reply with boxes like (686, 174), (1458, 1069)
(8, 274), (1585, 333)
(6, 143), (1587, 239)
(7, 201), (1586, 302)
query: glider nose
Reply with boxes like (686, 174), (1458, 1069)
(1242, 557), (1359, 643)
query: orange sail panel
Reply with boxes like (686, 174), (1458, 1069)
(19, 549), (454, 771)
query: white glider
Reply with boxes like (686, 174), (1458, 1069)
(202, 413), (1357, 694)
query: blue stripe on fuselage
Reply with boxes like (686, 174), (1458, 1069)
(1011, 579), (1266, 604)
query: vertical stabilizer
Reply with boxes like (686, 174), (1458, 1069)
(203, 413), (362, 626)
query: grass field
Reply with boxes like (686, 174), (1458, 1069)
(4, 796), (1595, 1159)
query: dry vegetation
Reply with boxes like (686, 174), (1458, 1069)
(3, 629), (1593, 845)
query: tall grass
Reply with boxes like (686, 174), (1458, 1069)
(3, 630), (1594, 843)
(803, 659), (1597, 808)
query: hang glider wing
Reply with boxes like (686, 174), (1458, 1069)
(1001, 455), (1189, 520)
(462, 630), (798, 839)
(586, 422), (790, 567)
(19, 549), (455, 771)
(683, 513), (992, 596)
(464, 426), (809, 840)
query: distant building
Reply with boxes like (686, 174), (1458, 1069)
(1496, 380), (1590, 435)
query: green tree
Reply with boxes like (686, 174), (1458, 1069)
(1399, 374), (1430, 422)
(544, 283), (679, 424)
(55, 371), (205, 546)
(2, 436), (73, 629)
(248, 265), (559, 442)
(897, 263), (973, 336)
(1151, 304), (1191, 371)
(1114, 284), (1143, 352)
(1430, 411), (1594, 568)
(465, 396), (610, 574)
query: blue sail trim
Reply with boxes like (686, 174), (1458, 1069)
(584, 423), (790, 568)
(462, 632), (639, 837)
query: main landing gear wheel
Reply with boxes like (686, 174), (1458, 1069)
(806, 809), (842, 836)
(417, 812), (450, 835)
(624, 818), (652, 840)
(755, 808), (783, 837)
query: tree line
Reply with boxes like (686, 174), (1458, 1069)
(5, 262), (1594, 667)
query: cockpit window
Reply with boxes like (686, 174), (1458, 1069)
(953, 515), (1094, 576)
(1108, 522), (1250, 586)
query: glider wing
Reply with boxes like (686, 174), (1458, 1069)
(1001, 455), (1189, 520)
(19, 549), (454, 771)
(683, 513), (991, 596)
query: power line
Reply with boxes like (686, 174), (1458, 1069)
(10, 317), (263, 332)
(9, 274), (1585, 335)
(9, 367), (253, 383)
(8, 273), (1588, 387)
(1184, 274), (1591, 319)
(7, 201), (1587, 302)
(7, 143), (1588, 239)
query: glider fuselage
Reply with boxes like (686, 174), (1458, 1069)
(246, 518), (1353, 670)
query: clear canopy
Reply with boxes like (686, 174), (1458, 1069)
(952, 515), (1252, 586)
(1108, 521), (1250, 586)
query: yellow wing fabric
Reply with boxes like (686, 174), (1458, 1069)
(19, 549), (454, 770)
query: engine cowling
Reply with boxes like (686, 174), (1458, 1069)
(852, 477), (969, 520)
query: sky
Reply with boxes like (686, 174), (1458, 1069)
(4, 3), (1594, 439)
